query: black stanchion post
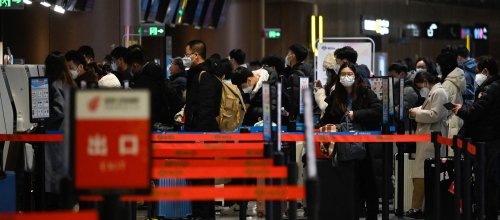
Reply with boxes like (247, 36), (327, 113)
(395, 121), (405, 217)
(452, 136), (461, 220)
(462, 138), (472, 220)
(273, 152), (285, 220)
(382, 125), (391, 220)
(477, 142), (486, 220)
(431, 131), (441, 220)
(262, 82), (274, 220)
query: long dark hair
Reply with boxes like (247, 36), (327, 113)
(329, 62), (365, 116)
(45, 51), (75, 87)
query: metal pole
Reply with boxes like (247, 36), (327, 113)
(452, 136), (462, 220)
(463, 138), (472, 220)
(395, 120), (405, 217)
(477, 142), (486, 220)
(431, 131), (442, 220)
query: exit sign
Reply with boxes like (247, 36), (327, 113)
(139, 25), (166, 37)
(264, 28), (281, 39)
(0, 0), (24, 10)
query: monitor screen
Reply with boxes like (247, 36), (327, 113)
(29, 77), (50, 123)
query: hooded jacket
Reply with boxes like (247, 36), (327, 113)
(442, 67), (466, 137)
(458, 58), (477, 104)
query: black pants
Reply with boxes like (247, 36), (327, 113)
(189, 179), (215, 219)
(359, 153), (380, 220)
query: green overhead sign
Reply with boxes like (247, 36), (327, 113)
(138, 25), (166, 37)
(0, 0), (24, 10)
(265, 28), (281, 39)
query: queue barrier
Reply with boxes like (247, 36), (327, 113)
(431, 132), (486, 220)
(0, 210), (98, 220)
(79, 186), (305, 201)
(1, 133), (432, 143)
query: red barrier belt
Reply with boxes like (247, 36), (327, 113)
(0, 134), (64, 142)
(153, 143), (263, 158)
(152, 133), (264, 142)
(282, 134), (431, 143)
(0, 210), (98, 220)
(437, 136), (453, 146)
(153, 159), (273, 167)
(79, 186), (305, 201)
(467, 143), (476, 156)
(153, 142), (263, 149)
(153, 167), (287, 179)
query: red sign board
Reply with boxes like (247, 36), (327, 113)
(73, 90), (151, 191)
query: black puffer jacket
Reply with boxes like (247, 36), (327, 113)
(241, 68), (278, 126)
(318, 86), (384, 196)
(184, 62), (222, 132)
(458, 74), (500, 141)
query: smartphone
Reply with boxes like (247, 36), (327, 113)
(443, 102), (455, 110)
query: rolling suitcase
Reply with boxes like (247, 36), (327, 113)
(156, 178), (192, 219)
(424, 158), (464, 220)
(317, 159), (361, 220)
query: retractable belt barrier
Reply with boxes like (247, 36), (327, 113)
(430, 132), (486, 220)
(0, 210), (98, 220)
(79, 186), (305, 201)
(1, 133), (432, 143)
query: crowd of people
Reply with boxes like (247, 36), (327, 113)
(41, 41), (500, 220)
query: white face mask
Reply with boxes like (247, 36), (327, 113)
(475, 73), (488, 87)
(419, 87), (430, 98)
(70, 69), (78, 79)
(111, 62), (118, 72)
(333, 64), (341, 73)
(285, 55), (291, 67)
(182, 56), (193, 69)
(339, 75), (355, 87)
(242, 86), (253, 94)
(415, 68), (426, 73)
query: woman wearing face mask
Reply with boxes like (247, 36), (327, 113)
(451, 56), (500, 220)
(314, 52), (338, 116)
(437, 51), (466, 141)
(406, 71), (448, 218)
(317, 62), (382, 220)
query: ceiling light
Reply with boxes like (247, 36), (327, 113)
(23, 0), (33, 4)
(40, 1), (51, 7)
(54, 5), (65, 14)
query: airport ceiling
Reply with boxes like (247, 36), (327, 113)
(414, 0), (500, 9)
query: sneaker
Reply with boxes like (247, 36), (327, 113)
(405, 208), (424, 219)
(220, 203), (240, 216)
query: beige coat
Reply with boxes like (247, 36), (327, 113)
(442, 67), (466, 138)
(411, 83), (449, 178)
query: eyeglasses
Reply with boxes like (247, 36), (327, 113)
(340, 71), (355, 76)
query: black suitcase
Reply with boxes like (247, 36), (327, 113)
(317, 159), (361, 220)
(424, 158), (465, 220)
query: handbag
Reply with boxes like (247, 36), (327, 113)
(333, 112), (366, 164)
(318, 124), (336, 158)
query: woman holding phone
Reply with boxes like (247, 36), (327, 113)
(406, 71), (448, 218)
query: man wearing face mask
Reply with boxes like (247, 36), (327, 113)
(183, 40), (221, 220)
(65, 50), (97, 88)
(283, 44), (312, 118)
(231, 67), (277, 126)
(456, 46), (477, 106)
(110, 46), (133, 87)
